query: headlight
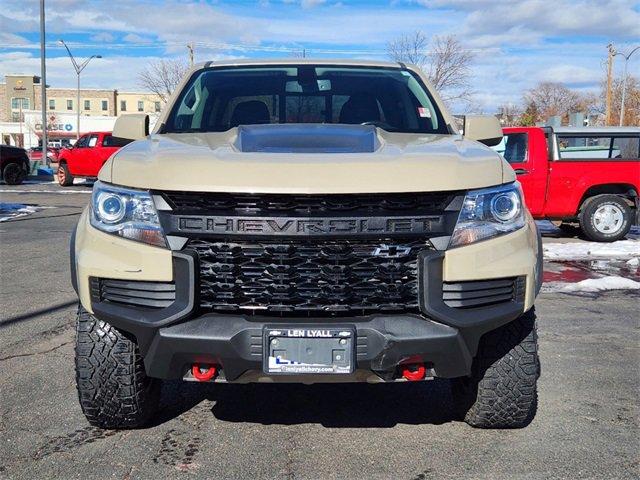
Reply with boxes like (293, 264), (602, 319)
(449, 182), (525, 248)
(90, 181), (166, 248)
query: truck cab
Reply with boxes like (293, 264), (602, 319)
(496, 126), (640, 241)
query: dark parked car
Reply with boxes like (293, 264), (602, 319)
(1, 145), (30, 185)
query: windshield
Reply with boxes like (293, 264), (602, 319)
(162, 65), (449, 134)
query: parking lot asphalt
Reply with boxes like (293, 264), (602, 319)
(1, 182), (639, 480)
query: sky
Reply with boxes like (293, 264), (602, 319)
(1, 0), (639, 112)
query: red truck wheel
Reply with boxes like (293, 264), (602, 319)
(579, 194), (633, 242)
(57, 163), (74, 187)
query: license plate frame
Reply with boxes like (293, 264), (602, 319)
(263, 326), (355, 375)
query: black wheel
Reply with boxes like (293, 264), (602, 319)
(2, 162), (26, 185)
(579, 194), (632, 242)
(75, 306), (160, 429)
(57, 163), (74, 187)
(451, 308), (540, 429)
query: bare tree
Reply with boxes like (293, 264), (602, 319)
(496, 103), (522, 126)
(387, 32), (474, 104)
(138, 59), (190, 104)
(522, 82), (597, 124)
(599, 75), (640, 126)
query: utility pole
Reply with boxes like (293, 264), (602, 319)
(40, 0), (48, 160)
(187, 43), (194, 66)
(605, 43), (615, 126)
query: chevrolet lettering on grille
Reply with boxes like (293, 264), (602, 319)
(173, 215), (445, 236)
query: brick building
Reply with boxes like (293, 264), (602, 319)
(0, 74), (163, 146)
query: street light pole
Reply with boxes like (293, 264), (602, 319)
(615, 46), (640, 126)
(40, 0), (47, 159)
(58, 39), (102, 141)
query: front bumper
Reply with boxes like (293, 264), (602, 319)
(73, 208), (540, 382)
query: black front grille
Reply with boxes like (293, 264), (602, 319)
(442, 277), (525, 309)
(190, 238), (431, 316)
(90, 278), (176, 309)
(162, 191), (458, 216)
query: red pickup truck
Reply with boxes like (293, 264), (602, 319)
(56, 131), (130, 187)
(496, 126), (640, 242)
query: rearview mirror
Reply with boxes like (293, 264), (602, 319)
(463, 115), (503, 147)
(112, 113), (149, 141)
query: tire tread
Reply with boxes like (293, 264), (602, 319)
(75, 306), (158, 429)
(452, 309), (540, 429)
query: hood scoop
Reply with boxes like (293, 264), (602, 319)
(235, 124), (380, 153)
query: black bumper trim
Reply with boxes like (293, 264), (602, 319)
(143, 313), (472, 381)
(418, 250), (526, 355)
(90, 250), (198, 352)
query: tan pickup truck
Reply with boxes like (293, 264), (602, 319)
(71, 59), (542, 429)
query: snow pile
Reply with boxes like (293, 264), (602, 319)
(543, 276), (640, 294)
(0, 203), (41, 222)
(544, 240), (640, 261)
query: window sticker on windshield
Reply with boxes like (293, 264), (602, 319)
(418, 107), (430, 118)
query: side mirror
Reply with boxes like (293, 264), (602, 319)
(112, 113), (149, 141)
(463, 115), (503, 147)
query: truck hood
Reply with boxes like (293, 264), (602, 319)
(101, 125), (512, 193)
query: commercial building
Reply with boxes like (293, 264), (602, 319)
(0, 74), (163, 148)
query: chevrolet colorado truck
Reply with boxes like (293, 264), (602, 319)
(496, 126), (640, 242)
(71, 60), (542, 430)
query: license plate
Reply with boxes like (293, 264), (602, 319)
(264, 327), (354, 374)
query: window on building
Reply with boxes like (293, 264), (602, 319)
(154, 101), (161, 113)
(137, 101), (144, 112)
(11, 98), (30, 109)
(84, 100), (91, 110)
(67, 100), (73, 110)
(49, 99), (55, 110)
(101, 100), (108, 111)
(120, 100), (127, 112)
(11, 112), (22, 122)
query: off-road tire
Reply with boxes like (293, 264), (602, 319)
(2, 162), (26, 185)
(57, 162), (74, 186)
(75, 306), (160, 429)
(451, 308), (540, 429)
(579, 194), (632, 242)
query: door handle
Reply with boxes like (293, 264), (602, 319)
(514, 168), (529, 175)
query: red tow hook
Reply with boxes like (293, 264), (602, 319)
(192, 364), (218, 382)
(401, 363), (426, 381)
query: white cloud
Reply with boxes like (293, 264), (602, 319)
(538, 65), (602, 86)
(90, 32), (115, 42)
(300, 0), (326, 8)
(122, 33), (151, 43)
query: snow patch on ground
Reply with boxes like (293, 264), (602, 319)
(0, 189), (91, 194)
(543, 276), (640, 294)
(543, 240), (640, 261)
(0, 203), (41, 222)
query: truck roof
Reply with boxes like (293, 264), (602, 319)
(553, 126), (640, 134)
(196, 58), (405, 69)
